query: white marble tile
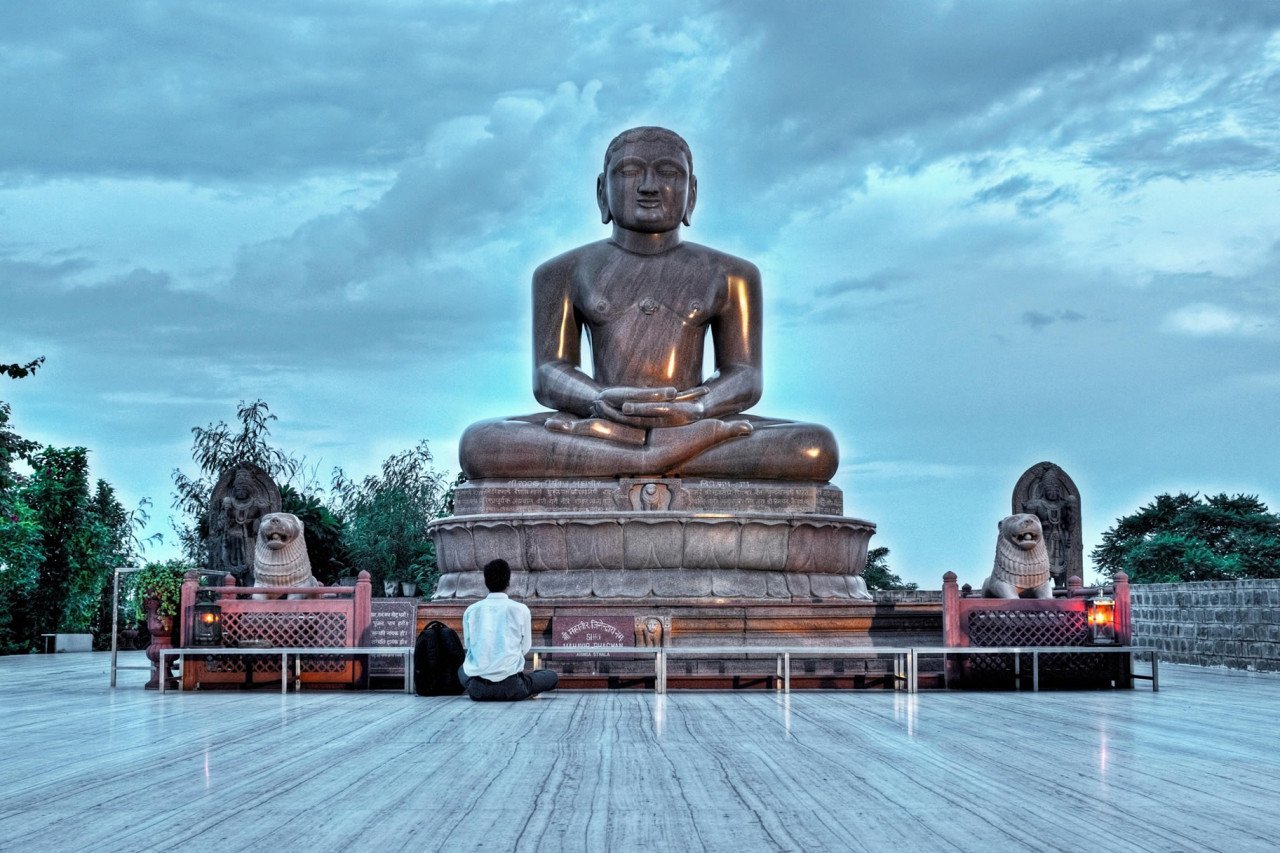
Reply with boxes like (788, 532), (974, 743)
(1, 652), (1278, 851)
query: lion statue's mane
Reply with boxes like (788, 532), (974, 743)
(251, 512), (322, 600)
(981, 513), (1053, 599)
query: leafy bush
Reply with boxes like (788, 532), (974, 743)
(332, 441), (450, 597)
(128, 560), (192, 618)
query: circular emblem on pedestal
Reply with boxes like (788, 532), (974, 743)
(639, 297), (658, 315)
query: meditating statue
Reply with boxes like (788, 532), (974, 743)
(459, 126), (838, 481)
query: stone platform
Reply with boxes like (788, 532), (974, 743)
(5, 652), (1276, 852)
(429, 477), (876, 600)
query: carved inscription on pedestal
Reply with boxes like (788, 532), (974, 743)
(453, 478), (845, 515)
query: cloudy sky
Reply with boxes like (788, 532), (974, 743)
(3, 1), (1278, 588)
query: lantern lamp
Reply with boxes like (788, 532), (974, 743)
(1086, 596), (1116, 645)
(192, 602), (223, 647)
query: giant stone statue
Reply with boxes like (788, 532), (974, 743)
(431, 127), (875, 601)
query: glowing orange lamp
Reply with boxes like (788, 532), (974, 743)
(1086, 596), (1116, 645)
(192, 602), (223, 646)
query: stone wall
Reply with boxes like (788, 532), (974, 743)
(1130, 580), (1280, 672)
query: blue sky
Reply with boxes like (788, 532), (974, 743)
(3, 1), (1278, 588)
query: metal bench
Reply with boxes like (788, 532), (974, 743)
(528, 644), (1159, 694)
(159, 646), (415, 694)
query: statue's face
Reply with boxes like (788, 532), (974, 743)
(597, 137), (696, 233)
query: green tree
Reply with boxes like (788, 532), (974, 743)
(862, 547), (918, 591)
(1, 382), (152, 652)
(172, 400), (348, 576)
(332, 441), (450, 596)
(23, 446), (92, 645)
(280, 484), (348, 585)
(1093, 492), (1280, 583)
(0, 402), (42, 652)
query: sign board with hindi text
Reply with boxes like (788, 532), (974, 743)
(551, 614), (636, 650)
(369, 599), (417, 677)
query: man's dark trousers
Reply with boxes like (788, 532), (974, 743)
(458, 667), (558, 701)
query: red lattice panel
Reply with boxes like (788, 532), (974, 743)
(966, 610), (1113, 683)
(205, 612), (349, 674)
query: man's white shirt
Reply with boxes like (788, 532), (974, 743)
(461, 592), (531, 680)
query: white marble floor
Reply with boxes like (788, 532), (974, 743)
(1, 652), (1277, 852)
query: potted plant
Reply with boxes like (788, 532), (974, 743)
(409, 560), (439, 600)
(131, 560), (190, 690)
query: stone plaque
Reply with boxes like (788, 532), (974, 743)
(552, 615), (635, 649)
(369, 600), (417, 678)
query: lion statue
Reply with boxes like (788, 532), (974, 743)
(251, 512), (322, 600)
(981, 514), (1053, 599)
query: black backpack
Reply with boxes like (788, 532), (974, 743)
(414, 620), (466, 696)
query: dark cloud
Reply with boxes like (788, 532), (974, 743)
(0, 255), (94, 285)
(972, 175), (1037, 204)
(814, 270), (905, 298)
(970, 175), (1078, 216)
(1021, 309), (1087, 329)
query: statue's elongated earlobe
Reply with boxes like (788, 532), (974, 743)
(597, 174), (612, 224)
(683, 176), (697, 227)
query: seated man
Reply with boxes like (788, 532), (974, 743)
(458, 559), (558, 701)
(458, 126), (837, 481)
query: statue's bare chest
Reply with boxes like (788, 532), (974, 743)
(576, 251), (723, 328)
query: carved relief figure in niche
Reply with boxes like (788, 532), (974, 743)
(1012, 462), (1082, 588)
(208, 463), (282, 585)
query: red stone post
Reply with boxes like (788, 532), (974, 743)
(1113, 571), (1131, 645)
(942, 572), (962, 647)
(1113, 571), (1133, 688)
(354, 571), (372, 645)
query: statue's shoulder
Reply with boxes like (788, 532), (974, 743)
(681, 241), (761, 282)
(533, 240), (612, 281)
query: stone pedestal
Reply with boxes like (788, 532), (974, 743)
(143, 599), (176, 691)
(418, 594), (943, 688)
(429, 477), (876, 601)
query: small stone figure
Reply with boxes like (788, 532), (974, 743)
(982, 514), (1053, 599)
(635, 616), (665, 647)
(1012, 462), (1082, 588)
(208, 463), (282, 585)
(251, 512), (322, 600)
